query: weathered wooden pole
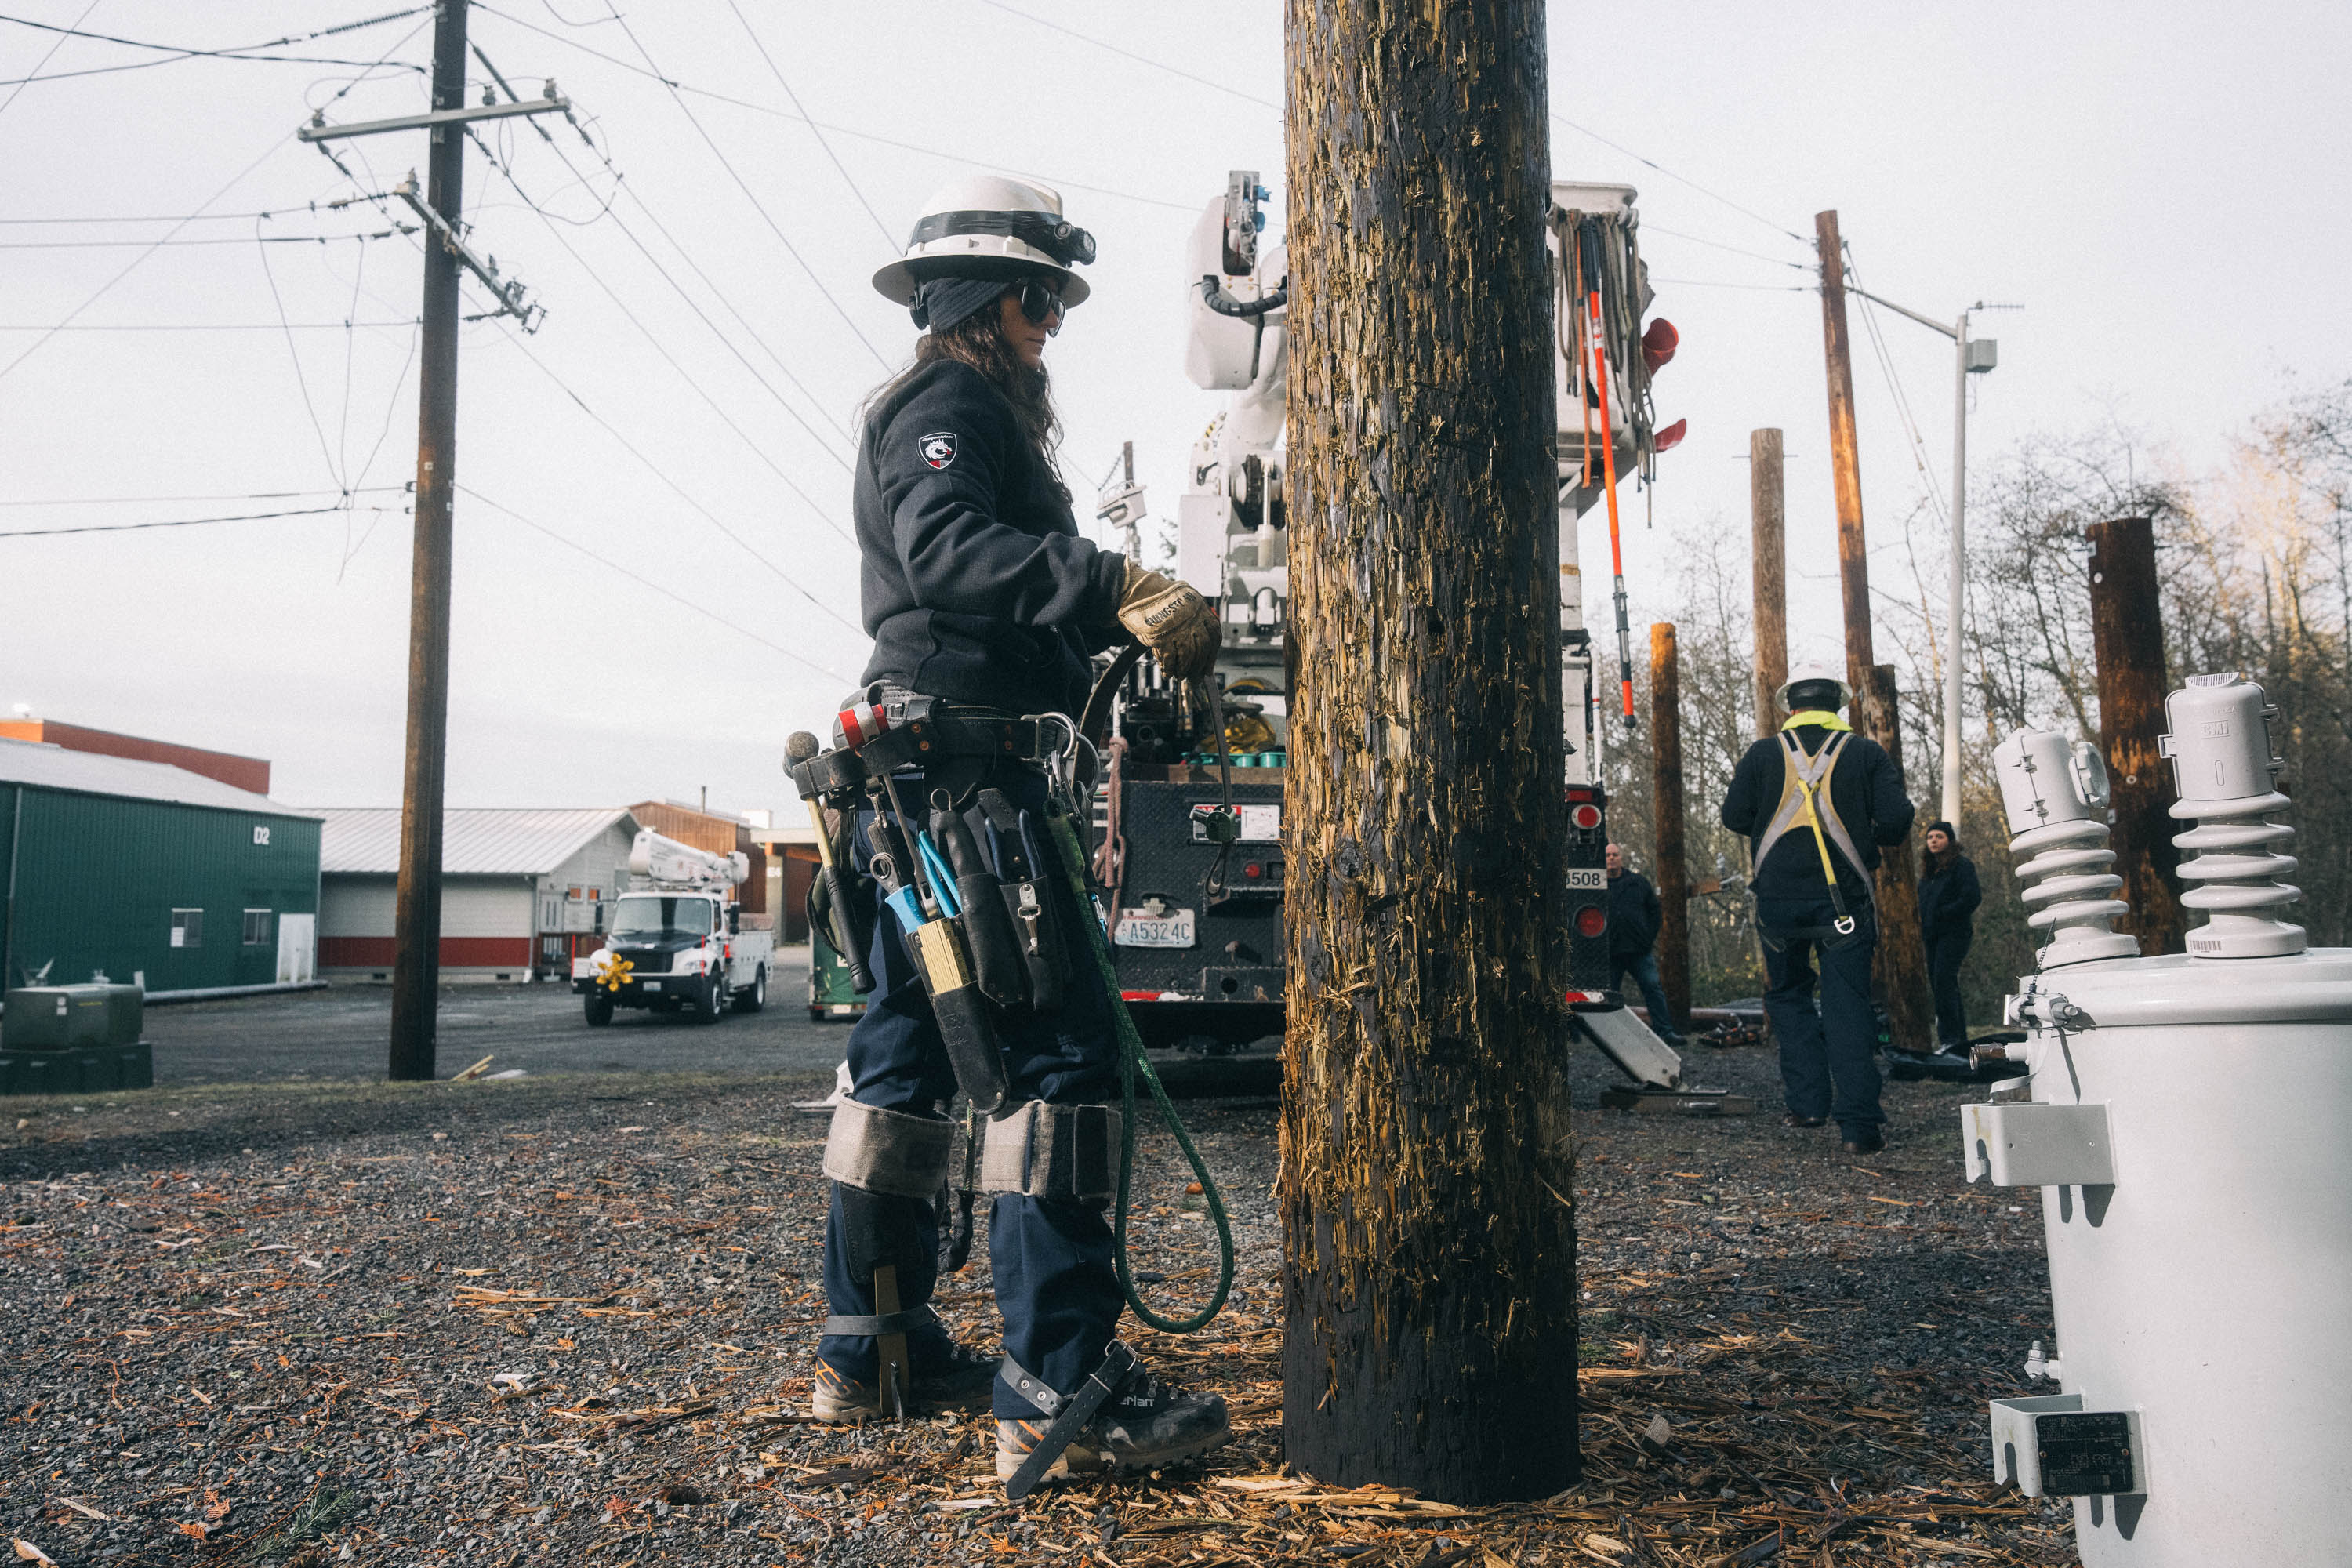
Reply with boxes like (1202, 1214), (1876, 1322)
(2088, 517), (2186, 955)
(1865, 663), (1936, 1051)
(1817, 211), (1933, 1050)
(1751, 427), (1788, 739)
(1816, 212), (1876, 699)
(1651, 622), (1690, 1031)
(1281, 0), (1576, 1502)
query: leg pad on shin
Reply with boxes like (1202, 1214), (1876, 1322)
(823, 1098), (953, 1198)
(981, 1101), (1120, 1204)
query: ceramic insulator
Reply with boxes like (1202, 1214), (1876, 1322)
(2162, 673), (2305, 958)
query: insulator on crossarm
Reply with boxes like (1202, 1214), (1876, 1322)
(2161, 673), (2306, 959)
(1993, 727), (2141, 968)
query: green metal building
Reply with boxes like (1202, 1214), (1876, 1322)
(1, 737), (321, 1000)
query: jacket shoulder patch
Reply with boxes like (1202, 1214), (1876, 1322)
(918, 431), (957, 470)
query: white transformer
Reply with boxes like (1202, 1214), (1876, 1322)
(1973, 674), (2352, 1564)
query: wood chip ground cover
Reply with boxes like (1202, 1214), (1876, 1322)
(1, 1048), (2070, 1564)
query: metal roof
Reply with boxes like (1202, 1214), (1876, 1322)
(310, 807), (638, 876)
(0, 736), (315, 817)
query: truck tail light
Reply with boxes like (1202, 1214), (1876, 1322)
(1574, 907), (1607, 938)
(1570, 804), (1602, 830)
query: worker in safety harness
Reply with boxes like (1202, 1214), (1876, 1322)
(810, 174), (1234, 1487)
(1720, 660), (1915, 1155)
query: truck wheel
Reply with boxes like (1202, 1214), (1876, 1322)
(583, 993), (614, 1027)
(735, 965), (768, 1014)
(691, 972), (724, 1024)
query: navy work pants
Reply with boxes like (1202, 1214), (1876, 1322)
(1926, 930), (1971, 1047)
(1759, 896), (1883, 1138)
(816, 764), (1123, 1418)
(1610, 949), (1679, 1042)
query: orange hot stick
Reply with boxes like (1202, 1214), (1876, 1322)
(1587, 289), (1638, 728)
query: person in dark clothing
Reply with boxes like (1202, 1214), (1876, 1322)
(1720, 661), (1916, 1154)
(1605, 842), (1682, 1045)
(815, 175), (1230, 1490)
(1916, 820), (1981, 1051)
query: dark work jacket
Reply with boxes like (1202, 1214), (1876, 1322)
(1606, 869), (1662, 960)
(1719, 722), (1916, 906)
(854, 358), (1128, 717)
(1918, 851), (1982, 940)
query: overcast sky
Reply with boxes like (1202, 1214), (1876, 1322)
(4, 1), (2347, 819)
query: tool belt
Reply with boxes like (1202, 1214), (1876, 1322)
(786, 689), (1087, 1113)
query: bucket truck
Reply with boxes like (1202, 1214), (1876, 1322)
(1088, 172), (1737, 1110)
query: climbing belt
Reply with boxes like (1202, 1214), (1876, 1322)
(1044, 808), (1236, 1334)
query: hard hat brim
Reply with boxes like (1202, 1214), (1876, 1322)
(871, 253), (1091, 310)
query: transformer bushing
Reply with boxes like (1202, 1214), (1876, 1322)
(1970, 673), (2352, 1565)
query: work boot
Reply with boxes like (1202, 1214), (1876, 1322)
(812, 1338), (998, 1421)
(995, 1353), (1232, 1485)
(1841, 1129), (1887, 1156)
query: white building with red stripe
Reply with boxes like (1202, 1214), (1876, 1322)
(311, 808), (642, 982)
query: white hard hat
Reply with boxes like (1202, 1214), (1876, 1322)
(871, 173), (1094, 308)
(1777, 659), (1853, 713)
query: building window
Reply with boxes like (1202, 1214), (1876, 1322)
(170, 909), (204, 949)
(242, 909), (273, 946)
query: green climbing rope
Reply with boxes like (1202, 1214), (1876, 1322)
(1046, 807), (1236, 1334)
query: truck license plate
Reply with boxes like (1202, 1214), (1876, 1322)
(640, 980), (661, 992)
(1115, 909), (1197, 949)
(1566, 868), (1606, 890)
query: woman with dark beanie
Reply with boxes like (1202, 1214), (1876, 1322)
(1916, 821), (1981, 1051)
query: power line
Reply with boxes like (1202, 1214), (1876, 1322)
(0, 131), (297, 385)
(486, 319), (866, 640)
(464, 125), (858, 521)
(457, 483), (857, 684)
(466, 49), (856, 453)
(0, 0), (96, 121)
(0, 205), (392, 223)
(470, 2), (1197, 212)
(1844, 244), (1950, 525)
(601, 5), (888, 368)
(0, 486), (408, 507)
(969, 0), (1281, 113)
(0, 8), (430, 58)
(0, 320), (417, 330)
(0, 230), (408, 248)
(0, 8), (432, 86)
(1642, 223), (1808, 270)
(0, 504), (402, 539)
(1550, 112), (1809, 247)
(722, 0), (897, 251)
(1650, 276), (1809, 292)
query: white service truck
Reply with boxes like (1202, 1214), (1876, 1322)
(572, 829), (771, 1025)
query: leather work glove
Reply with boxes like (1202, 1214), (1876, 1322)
(1116, 560), (1219, 680)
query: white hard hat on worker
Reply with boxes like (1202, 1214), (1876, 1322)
(1777, 659), (1853, 716)
(872, 173), (1095, 336)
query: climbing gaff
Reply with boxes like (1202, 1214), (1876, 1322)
(1585, 289), (1638, 731)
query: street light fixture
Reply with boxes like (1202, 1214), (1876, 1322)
(1839, 283), (2020, 826)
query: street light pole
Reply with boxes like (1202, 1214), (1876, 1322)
(1839, 279), (2013, 826)
(1943, 308), (1971, 828)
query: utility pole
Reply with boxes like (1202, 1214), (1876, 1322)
(1865, 664), (1936, 1052)
(1650, 623), (1690, 1033)
(1816, 212), (1874, 701)
(388, 0), (470, 1083)
(1282, 0), (1573, 1503)
(1816, 211), (1935, 1052)
(1750, 427), (1787, 739)
(296, 1), (562, 1081)
(2089, 517), (2185, 954)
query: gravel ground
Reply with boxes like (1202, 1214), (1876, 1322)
(2, 1031), (2070, 1566)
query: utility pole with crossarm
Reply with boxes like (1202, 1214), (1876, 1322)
(296, 0), (564, 1081)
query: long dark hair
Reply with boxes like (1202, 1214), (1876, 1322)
(866, 292), (1065, 495)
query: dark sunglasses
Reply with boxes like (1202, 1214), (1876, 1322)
(1014, 279), (1067, 335)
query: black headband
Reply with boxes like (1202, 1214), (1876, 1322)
(907, 209), (1097, 268)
